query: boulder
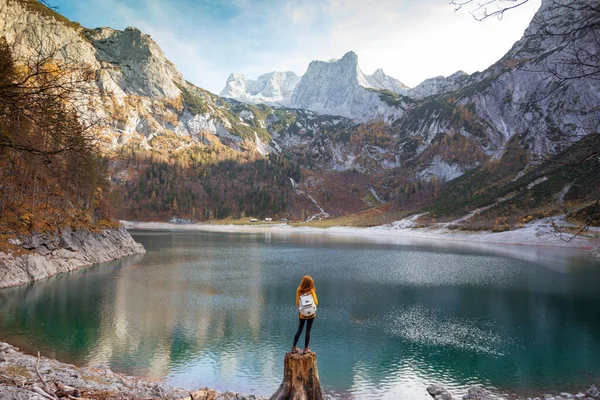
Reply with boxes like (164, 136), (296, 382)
(59, 227), (79, 251)
(427, 385), (454, 400)
(428, 385), (446, 397)
(463, 385), (492, 400)
(21, 234), (43, 250)
(189, 388), (218, 400)
(587, 385), (600, 400)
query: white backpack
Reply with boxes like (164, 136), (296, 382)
(299, 292), (317, 317)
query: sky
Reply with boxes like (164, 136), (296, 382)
(50, 0), (542, 94)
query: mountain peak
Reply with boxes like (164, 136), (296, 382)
(290, 52), (408, 119)
(341, 50), (358, 60)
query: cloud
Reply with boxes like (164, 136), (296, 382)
(59, 0), (541, 93)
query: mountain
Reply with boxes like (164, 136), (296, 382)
(396, 0), (600, 159)
(290, 51), (410, 120)
(1, 0), (598, 228)
(220, 51), (410, 120)
(220, 71), (300, 105)
(364, 68), (409, 95)
(408, 71), (469, 99)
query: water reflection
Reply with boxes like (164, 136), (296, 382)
(0, 230), (599, 398)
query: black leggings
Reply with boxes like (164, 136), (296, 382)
(293, 317), (314, 348)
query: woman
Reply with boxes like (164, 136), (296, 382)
(292, 275), (318, 354)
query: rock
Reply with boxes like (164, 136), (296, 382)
(439, 392), (454, 400)
(463, 385), (492, 400)
(22, 234), (43, 250)
(560, 393), (574, 399)
(427, 385), (454, 399)
(8, 238), (22, 246)
(408, 71), (469, 99)
(0, 385), (46, 400)
(54, 248), (76, 259)
(152, 383), (166, 396)
(59, 227), (80, 251)
(0, 228), (145, 289)
(428, 385), (446, 396)
(587, 385), (600, 400)
(35, 246), (51, 256)
(222, 391), (237, 400)
(189, 388), (218, 400)
(574, 393), (586, 400)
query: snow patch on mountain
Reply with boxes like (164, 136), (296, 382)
(417, 156), (466, 182)
(220, 71), (300, 105)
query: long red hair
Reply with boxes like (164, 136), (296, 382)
(298, 275), (315, 294)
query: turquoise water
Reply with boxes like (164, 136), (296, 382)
(1, 230), (599, 399)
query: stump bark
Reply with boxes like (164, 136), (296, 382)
(269, 351), (323, 400)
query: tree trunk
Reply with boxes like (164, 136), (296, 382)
(269, 352), (323, 400)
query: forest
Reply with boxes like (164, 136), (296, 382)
(0, 37), (117, 238)
(114, 142), (302, 221)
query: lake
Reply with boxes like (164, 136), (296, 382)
(1, 229), (599, 399)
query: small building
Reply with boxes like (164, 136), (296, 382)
(249, 218), (258, 222)
(265, 217), (273, 222)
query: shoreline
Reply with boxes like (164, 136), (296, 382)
(122, 219), (600, 258)
(0, 341), (268, 400)
(0, 227), (146, 289)
(1, 340), (598, 400)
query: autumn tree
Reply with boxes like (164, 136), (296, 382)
(0, 31), (110, 233)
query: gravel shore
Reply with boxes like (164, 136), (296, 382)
(1, 340), (597, 400)
(0, 341), (267, 400)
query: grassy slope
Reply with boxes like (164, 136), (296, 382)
(422, 134), (600, 229)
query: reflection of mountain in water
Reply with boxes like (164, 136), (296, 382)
(0, 231), (599, 397)
(88, 233), (270, 383)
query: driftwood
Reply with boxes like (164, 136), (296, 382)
(55, 381), (80, 398)
(35, 351), (49, 389)
(269, 351), (323, 400)
(31, 385), (57, 400)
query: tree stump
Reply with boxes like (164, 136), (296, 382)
(269, 351), (323, 400)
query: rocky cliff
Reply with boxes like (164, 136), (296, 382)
(0, 227), (145, 289)
(220, 51), (410, 120)
(408, 71), (469, 99)
(290, 51), (410, 121)
(0, 0), (279, 154)
(396, 0), (600, 161)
